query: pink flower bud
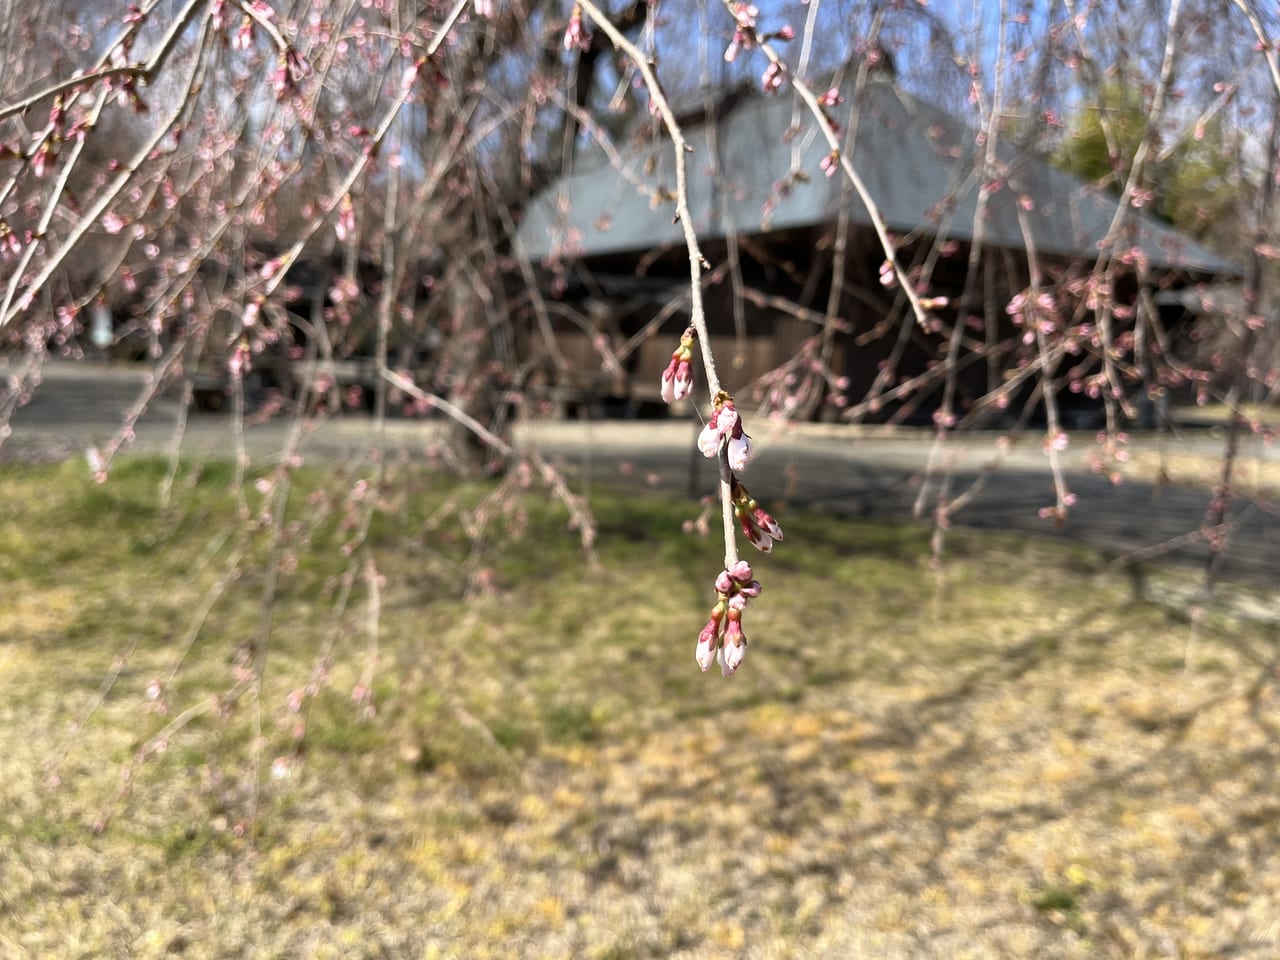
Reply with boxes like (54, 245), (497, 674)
(718, 405), (740, 437)
(719, 615), (746, 676)
(727, 560), (753, 582)
(697, 415), (723, 458)
(761, 61), (785, 94)
(752, 505), (783, 541)
(728, 432), (751, 472)
(740, 513), (773, 553)
(564, 6), (591, 51)
(660, 364), (677, 404)
(233, 16), (253, 51)
(714, 570), (734, 594)
(335, 194), (355, 242)
(673, 360), (693, 400)
(695, 619), (719, 672)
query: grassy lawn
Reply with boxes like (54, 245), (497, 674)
(1, 456), (1278, 958)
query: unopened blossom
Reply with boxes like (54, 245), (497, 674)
(564, 4), (590, 52)
(724, 2), (759, 61)
(820, 150), (839, 178)
(696, 562), (761, 676)
(732, 478), (782, 553)
(32, 142), (53, 178)
(761, 61), (786, 94)
(334, 194), (355, 241)
(698, 394), (750, 470)
(879, 258), (897, 287)
(695, 608), (723, 672)
(697, 402), (738, 458)
(718, 610), (746, 676)
(660, 327), (696, 403)
(727, 431), (751, 472)
(228, 340), (252, 380)
(232, 15), (254, 51)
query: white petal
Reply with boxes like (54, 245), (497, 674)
(718, 642), (745, 677)
(697, 421), (722, 458)
(673, 371), (693, 401)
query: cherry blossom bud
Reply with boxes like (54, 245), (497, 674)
(719, 614), (746, 676)
(697, 414), (724, 458)
(751, 504), (783, 541)
(727, 560), (753, 582)
(695, 619), (719, 672)
(728, 432), (751, 472)
(564, 4), (590, 51)
(761, 61), (786, 94)
(32, 143), (51, 178)
(673, 359), (693, 400)
(715, 569), (734, 594)
(739, 511), (773, 553)
(661, 329), (696, 405)
(335, 194), (355, 241)
(233, 16), (253, 51)
(228, 340), (252, 380)
(660, 367), (677, 404)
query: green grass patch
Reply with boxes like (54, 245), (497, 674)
(1, 454), (1278, 958)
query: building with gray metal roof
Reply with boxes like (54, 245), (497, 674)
(517, 74), (1237, 276)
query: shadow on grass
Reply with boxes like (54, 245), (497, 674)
(3, 455), (1279, 956)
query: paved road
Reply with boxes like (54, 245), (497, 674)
(5, 360), (1279, 588)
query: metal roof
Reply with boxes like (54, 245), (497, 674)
(517, 76), (1238, 276)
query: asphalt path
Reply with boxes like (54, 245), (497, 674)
(6, 360), (1279, 590)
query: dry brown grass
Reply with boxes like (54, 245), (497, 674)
(1, 457), (1278, 959)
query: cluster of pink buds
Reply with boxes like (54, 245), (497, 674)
(698, 391), (751, 472)
(564, 4), (591, 52)
(695, 560), (762, 675)
(723, 3), (759, 62)
(761, 61), (786, 94)
(660, 326), (695, 403)
(232, 15), (254, 51)
(732, 478), (783, 552)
